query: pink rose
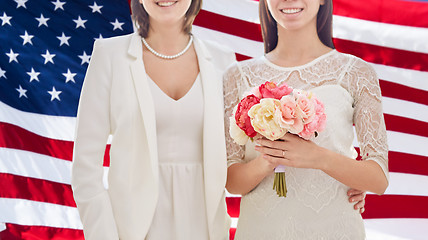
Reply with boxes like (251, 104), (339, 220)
(259, 82), (293, 100)
(294, 90), (316, 124)
(297, 95), (327, 139)
(235, 94), (260, 138)
(276, 95), (304, 134)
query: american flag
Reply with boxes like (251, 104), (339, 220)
(0, 0), (427, 239)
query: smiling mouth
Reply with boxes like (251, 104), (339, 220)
(156, 1), (177, 7)
(281, 8), (303, 14)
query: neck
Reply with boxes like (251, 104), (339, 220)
(269, 24), (331, 65)
(145, 19), (190, 55)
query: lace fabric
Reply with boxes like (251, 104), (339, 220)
(223, 50), (389, 239)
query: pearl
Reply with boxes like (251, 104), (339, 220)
(141, 35), (193, 60)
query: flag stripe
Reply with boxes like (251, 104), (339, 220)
(0, 173), (76, 207)
(379, 80), (428, 107)
(384, 114), (428, 138)
(333, 38), (428, 72)
(226, 195), (428, 219)
(0, 122), (110, 166)
(0, 223), (83, 240)
(333, 0), (428, 28)
(2, 171), (427, 210)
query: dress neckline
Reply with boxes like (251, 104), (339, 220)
(261, 49), (336, 71)
(147, 73), (201, 102)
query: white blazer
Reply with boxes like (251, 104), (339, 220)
(71, 32), (236, 240)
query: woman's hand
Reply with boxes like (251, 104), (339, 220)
(348, 188), (366, 214)
(254, 133), (326, 170)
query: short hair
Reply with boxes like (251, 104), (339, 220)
(130, 0), (203, 38)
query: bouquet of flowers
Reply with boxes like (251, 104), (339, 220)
(229, 81), (326, 197)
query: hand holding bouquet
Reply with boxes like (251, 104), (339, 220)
(229, 81), (326, 197)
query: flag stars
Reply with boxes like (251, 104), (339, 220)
(36, 14), (49, 27)
(0, 67), (6, 79)
(63, 69), (76, 83)
(73, 16), (87, 29)
(16, 85), (28, 98)
(0, 12), (12, 26)
(52, 0), (66, 11)
(94, 33), (103, 41)
(78, 51), (91, 65)
(14, 0), (28, 9)
(41, 50), (55, 64)
(110, 19), (124, 31)
(57, 32), (71, 46)
(89, 2), (103, 14)
(48, 87), (61, 101)
(6, 49), (19, 63)
(20, 31), (34, 45)
(27, 68), (40, 82)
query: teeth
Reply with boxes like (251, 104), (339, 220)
(157, 1), (175, 7)
(281, 8), (302, 14)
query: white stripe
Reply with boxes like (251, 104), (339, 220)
(387, 131), (428, 157)
(193, 25), (264, 58)
(0, 148), (110, 189)
(0, 101), (75, 141)
(231, 217), (238, 228)
(371, 63), (428, 92)
(0, 198), (83, 229)
(364, 218), (428, 240)
(202, 0), (260, 24)
(333, 15), (428, 54)
(381, 172), (428, 197)
(383, 97), (428, 123)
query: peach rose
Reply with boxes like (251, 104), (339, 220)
(276, 95), (304, 134)
(248, 98), (287, 141)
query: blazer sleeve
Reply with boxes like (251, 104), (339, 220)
(71, 40), (119, 240)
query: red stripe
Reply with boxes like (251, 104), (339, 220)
(235, 53), (252, 62)
(384, 114), (428, 138)
(0, 223), (83, 240)
(333, 0), (428, 28)
(380, 80), (428, 107)
(194, 10), (263, 42)
(0, 122), (73, 162)
(388, 151), (428, 176)
(0, 173), (76, 207)
(363, 195), (428, 219)
(226, 195), (428, 219)
(0, 122), (110, 166)
(226, 196), (241, 217)
(334, 38), (428, 72)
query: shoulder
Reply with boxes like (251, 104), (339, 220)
(92, 32), (135, 55)
(195, 37), (236, 69)
(336, 51), (378, 78)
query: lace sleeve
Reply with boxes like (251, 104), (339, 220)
(345, 58), (389, 181)
(223, 63), (246, 167)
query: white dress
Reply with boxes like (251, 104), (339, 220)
(223, 50), (389, 239)
(146, 74), (209, 240)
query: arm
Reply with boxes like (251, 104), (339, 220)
(256, 59), (389, 195)
(223, 63), (269, 195)
(71, 40), (119, 239)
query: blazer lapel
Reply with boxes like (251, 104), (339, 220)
(128, 32), (159, 179)
(194, 38), (228, 236)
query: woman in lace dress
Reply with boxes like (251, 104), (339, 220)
(224, 0), (389, 239)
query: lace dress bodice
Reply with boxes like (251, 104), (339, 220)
(223, 50), (389, 239)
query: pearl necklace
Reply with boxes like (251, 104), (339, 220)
(142, 35), (193, 60)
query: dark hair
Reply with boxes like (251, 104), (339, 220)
(130, 0), (202, 38)
(259, 0), (334, 54)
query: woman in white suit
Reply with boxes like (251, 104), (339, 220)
(72, 0), (366, 239)
(72, 0), (235, 239)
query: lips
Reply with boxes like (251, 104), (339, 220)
(281, 8), (303, 14)
(156, 1), (177, 7)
